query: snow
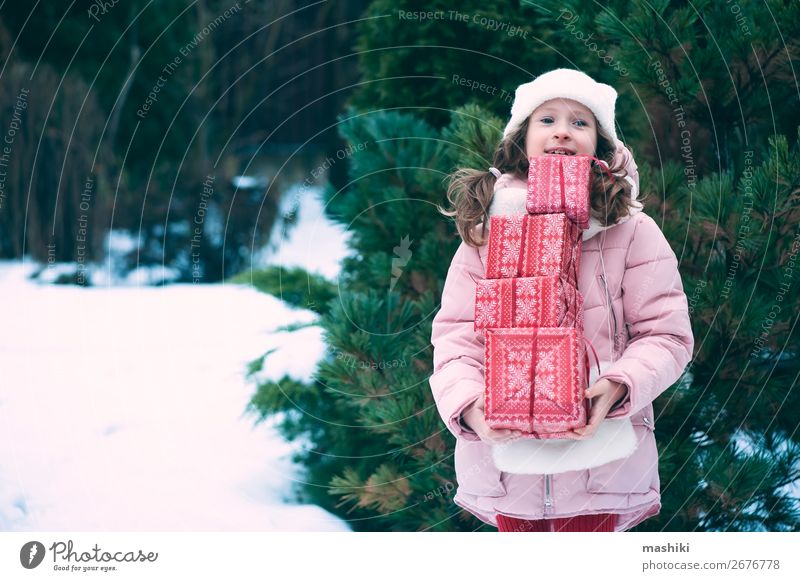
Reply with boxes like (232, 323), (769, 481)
(232, 175), (269, 189)
(252, 184), (350, 280)
(0, 187), (352, 532)
(38, 183), (349, 287)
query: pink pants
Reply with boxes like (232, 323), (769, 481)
(496, 513), (617, 532)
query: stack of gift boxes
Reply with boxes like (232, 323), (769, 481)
(474, 155), (596, 439)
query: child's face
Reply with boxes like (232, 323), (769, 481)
(525, 98), (598, 158)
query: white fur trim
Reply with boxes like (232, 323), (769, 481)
(491, 417), (637, 474)
(488, 187), (526, 217)
(487, 183), (643, 242)
(488, 187), (608, 241)
(624, 175), (639, 201)
(490, 359), (637, 474)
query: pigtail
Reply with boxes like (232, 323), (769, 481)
(440, 120), (530, 248)
(438, 169), (496, 247)
(589, 135), (639, 227)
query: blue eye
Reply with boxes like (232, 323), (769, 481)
(540, 116), (588, 127)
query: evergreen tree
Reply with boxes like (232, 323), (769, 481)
(248, 0), (800, 531)
(547, 0), (800, 531)
(248, 107), (485, 531)
(346, 0), (562, 131)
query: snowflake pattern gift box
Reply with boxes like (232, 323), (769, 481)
(484, 327), (589, 438)
(526, 154), (593, 229)
(474, 275), (584, 334)
(485, 213), (582, 283)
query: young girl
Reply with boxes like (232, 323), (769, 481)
(429, 69), (694, 532)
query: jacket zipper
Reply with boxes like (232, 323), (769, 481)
(544, 474), (552, 514)
(599, 274), (618, 343)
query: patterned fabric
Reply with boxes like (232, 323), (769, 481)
(484, 327), (588, 437)
(527, 154), (593, 229)
(473, 275), (583, 333)
(496, 513), (617, 532)
(485, 214), (582, 283)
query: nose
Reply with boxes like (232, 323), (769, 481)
(551, 120), (573, 141)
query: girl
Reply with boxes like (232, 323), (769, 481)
(429, 69), (694, 532)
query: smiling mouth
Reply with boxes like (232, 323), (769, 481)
(546, 148), (576, 155)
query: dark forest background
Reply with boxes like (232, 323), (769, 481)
(0, 0), (368, 282)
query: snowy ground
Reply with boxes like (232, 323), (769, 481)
(0, 187), (352, 531)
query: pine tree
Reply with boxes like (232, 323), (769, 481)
(346, 0), (563, 131)
(248, 0), (800, 531)
(248, 107), (496, 531)
(545, 0), (800, 531)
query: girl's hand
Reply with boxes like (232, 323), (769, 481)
(462, 398), (526, 444)
(570, 378), (628, 439)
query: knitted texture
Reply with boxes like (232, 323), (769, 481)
(496, 513), (617, 532)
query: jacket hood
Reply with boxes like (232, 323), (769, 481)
(488, 143), (643, 241)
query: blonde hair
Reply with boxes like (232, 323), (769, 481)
(439, 117), (639, 247)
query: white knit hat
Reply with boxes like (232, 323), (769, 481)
(503, 69), (619, 143)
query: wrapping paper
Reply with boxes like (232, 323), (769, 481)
(474, 275), (584, 333)
(526, 154), (593, 229)
(485, 214), (581, 284)
(484, 327), (589, 438)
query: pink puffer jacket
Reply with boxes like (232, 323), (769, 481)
(429, 150), (694, 531)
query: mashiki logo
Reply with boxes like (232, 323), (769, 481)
(20, 541), (46, 569)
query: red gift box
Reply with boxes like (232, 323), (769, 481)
(485, 214), (581, 283)
(474, 275), (584, 333)
(484, 327), (589, 437)
(527, 154), (593, 229)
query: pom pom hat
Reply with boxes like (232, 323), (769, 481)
(503, 69), (619, 144)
